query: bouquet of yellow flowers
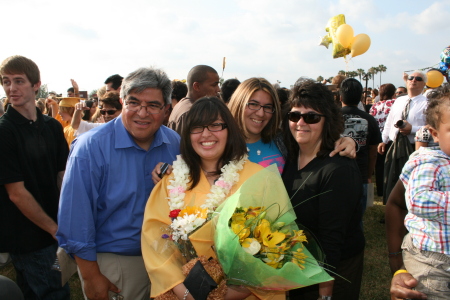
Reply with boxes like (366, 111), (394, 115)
(213, 165), (333, 291)
(230, 206), (309, 270)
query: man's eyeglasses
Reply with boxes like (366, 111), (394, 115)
(100, 109), (118, 115)
(125, 100), (165, 114)
(246, 102), (275, 114)
(407, 76), (423, 82)
(190, 123), (228, 134)
(288, 111), (325, 124)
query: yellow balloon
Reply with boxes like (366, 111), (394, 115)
(350, 34), (371, 58)
(336, 24), (354, 48)
(324, 14), (350, 59)
(426, 70), (444, 88)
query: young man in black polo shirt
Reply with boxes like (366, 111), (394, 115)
(0, 55), (70, 298)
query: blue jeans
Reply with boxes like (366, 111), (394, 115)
(10, 242), (70, 300)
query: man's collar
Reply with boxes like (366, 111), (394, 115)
(5, 105), (42, 125)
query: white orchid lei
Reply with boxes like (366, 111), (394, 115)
(164, 154), (247, 242)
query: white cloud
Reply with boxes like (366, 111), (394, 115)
(0, 0), (448, 97)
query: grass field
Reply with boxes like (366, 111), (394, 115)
(1, 194), (393, 300)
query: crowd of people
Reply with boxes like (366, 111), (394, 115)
(0, 54), (447, 300)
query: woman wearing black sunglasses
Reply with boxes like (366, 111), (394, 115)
(282, 80), (365, 300)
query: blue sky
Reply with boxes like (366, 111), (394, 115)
(1, 0), (448, 97)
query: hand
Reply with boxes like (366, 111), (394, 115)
(330, 136), (356, 158)
(83, 273), (120, 300)
(75, 102), (90, 111)
(151, 162), (173, 185)
(70, 79), (79, 90)
(403, 72), (409, 84)
(390, 272), (427, 300)
(225, 285), (252, 300)
(399, 121), (412, 136)
(45, 97), (58, 107)
(378, 142), (386, 155)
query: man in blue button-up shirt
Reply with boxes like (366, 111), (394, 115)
(57, 67), (180, 300)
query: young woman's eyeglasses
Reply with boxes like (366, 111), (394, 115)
(100, 109), (118, 115)
(190, 123), (228, 134)
(125, 100), (165, 114)
(288, 111), (325, 124)
(246, 102), (275, 114)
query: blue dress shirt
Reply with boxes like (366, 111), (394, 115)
(57, 115), (180, 261)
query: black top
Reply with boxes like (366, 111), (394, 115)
(282, 155), (365, 270)
(341, 106), (382, 183)
(0, 106), (69, 253)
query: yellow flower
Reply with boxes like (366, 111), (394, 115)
(262, 226), (286, 248)
(246, 206), (264, 217)
(262, 249), (284, 269)
(231, 212), (246, 224)
(290, 230), (308, 244)
(179, 206), (207, 219)
(231, 223), (250, 242)
(291, 247), (308, 269)
(254, 219), (271, 241)
(241, 238), (261, 255)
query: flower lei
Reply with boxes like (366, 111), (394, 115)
(166, 154), (247, 241)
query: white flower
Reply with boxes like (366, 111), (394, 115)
(167, 155), (247, 240)
(242, 238), (261, 255)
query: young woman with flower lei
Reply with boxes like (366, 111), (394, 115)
(142, 97), (286, 300)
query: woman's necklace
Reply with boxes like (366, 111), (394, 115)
(167, 154), (247, 214)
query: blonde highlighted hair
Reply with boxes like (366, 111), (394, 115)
(228, 77), (281, 143)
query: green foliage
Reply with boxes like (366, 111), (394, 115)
(89, 89), (98, 98)
(36, 83), (48, 99)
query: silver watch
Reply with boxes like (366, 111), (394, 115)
(319, 296), (332, 300)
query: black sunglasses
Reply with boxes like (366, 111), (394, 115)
(288, 111), (325, 124)
(407, 76), (423, 82)
(100, 109), (117, 115)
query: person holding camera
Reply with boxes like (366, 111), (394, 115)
(377, 71), (427, 203)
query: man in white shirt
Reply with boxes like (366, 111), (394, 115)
(378, 70), (428, 154)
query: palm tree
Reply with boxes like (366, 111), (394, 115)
(362, 72), (372, 90)
(356, 69), (365, 82)
(368, 67), (378, 88)
(378, 64), (387, 86)
(349, 71), (359, 78)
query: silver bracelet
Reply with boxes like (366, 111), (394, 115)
(183, 288), (190, 300)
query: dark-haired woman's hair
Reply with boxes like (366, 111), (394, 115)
(282, 80), (344, 161)
(379, 84), (396, 101)
(181, 96), (248, 190)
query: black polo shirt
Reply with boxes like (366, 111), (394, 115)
(0, 106), (69, 253)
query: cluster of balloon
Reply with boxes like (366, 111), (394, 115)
(319, 14), (371, 59)
(436, 45), (450, 84)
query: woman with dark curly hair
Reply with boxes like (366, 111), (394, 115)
(282, 80), (365, 300)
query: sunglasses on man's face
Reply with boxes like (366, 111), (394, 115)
(407, 76), (423, 82)
(288, 111), (325, 124)
(100, 109), (117, 115)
